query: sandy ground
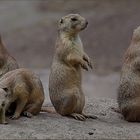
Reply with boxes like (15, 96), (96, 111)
(1, 70), (139, 139)
(0, 97), (140, 139)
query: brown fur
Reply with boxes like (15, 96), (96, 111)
(0, 68), (44, 124)
(49, 14), (97, 121)
(118, 26), (140, 122)
(0, 35), (18, 77)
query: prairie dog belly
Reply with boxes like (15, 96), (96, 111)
(49, 61), (81, 91)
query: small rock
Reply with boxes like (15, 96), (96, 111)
(88, 132), (94, 135)
(100, 112), (106, 116)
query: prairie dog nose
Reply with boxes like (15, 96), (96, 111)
(85, 20), (88, 25)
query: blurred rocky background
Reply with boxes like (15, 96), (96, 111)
(1, 0), (140, 73)
(0, 0), (140, 99)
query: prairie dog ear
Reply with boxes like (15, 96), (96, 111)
(58, 18), (64, 30)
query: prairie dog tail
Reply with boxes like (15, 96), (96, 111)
(41, 106), (56, 113)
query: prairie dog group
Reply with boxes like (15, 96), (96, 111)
(118, 26), (140, 122)
(49, 14), (97, 121)
(2, 13), (139, 124)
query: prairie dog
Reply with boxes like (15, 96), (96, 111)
(118, 26), (140, 122)
(49, 14), (97, 121)
(0, 35), (18, 77)
(0, 68), (44, 124)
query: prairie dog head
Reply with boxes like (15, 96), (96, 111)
(58, 14), (88, 34)
(0, 88), (10, 110)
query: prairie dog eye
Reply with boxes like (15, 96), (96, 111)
(3, 88), (8, 92)
(71, 17), (77, 21)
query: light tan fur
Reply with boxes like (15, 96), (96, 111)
(0, 68), (44, 124)
(118, 26), (140, 122)
(49, 14), (97, 121)
(0, 35), (18, 77)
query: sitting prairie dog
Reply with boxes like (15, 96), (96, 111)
(0, 68), (44, 124)
(0, 35), (18, 77)
(118, 26), (140, 122)
(49, 14), (97, 121)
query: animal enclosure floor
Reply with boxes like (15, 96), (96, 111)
(0, 98), (139, 139)
(0, 69), (139, 139)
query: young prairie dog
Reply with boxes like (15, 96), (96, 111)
(0, 68), (44, 124)
(118, 26), (140, 122)
(0, 35), (18, 77)
(49, 14), (97, 121)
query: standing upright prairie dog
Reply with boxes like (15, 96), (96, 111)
(49, 14), (97, 121)
(0, 68), (44, 124)
(0, 35), (18, 77)
(118, 26), (140, 122)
